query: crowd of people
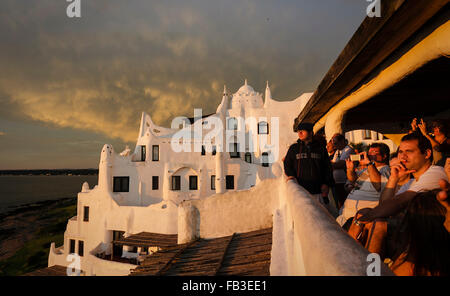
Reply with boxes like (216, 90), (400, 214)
(283, 118), (450, 276)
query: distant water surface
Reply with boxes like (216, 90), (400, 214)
(0, 175), (98, 213)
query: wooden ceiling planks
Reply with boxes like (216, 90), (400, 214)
(129, 227), (273, 276)
(23, 265), (71, 276)
(113, 232), (178, 248)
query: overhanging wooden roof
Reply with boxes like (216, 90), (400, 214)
(345, 56), (450, 133)
(130, 227), (272, 276)
(113, 232), (178, 248)
(296, 0), (449, 126)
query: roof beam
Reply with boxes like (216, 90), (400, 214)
(296, 0), (449, 125)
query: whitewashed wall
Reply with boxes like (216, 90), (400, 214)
(276, 180), (393, 275)
(176, 169), (394, 276)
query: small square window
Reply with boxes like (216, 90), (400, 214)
(227, 117), (238, 130)
(262, 152), (269, 167)
(140, 145), (146, 161)
(189, 176), (198, 190)
(201, 145), (206, 156)
(69, 239), (76, 254)
(226, 175), (234, 190)
(258, 122), (269, 134)
(211, 175), (216, 190)
(113, 177), (129, 192)
(78, 241), (84, 257)
(83, 206), (89, 222)
(245, 152), (252, 163)
(229, 143), (240, 158)
(152, 145), (159, 161)
(113, 231), (125, 241)
(171, 176), (181, 191)
(152, 176), (159, 190)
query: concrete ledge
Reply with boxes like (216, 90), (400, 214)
(285, 180), (393, 276)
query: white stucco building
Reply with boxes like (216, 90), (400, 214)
(46, 80), (397, 276)
(48, 81), (315, 275)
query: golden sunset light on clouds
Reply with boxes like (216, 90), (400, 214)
(0, 0), (368, 169)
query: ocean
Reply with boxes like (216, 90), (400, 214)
(0, 175), (98, 214)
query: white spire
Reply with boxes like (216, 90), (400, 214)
(138, 112), (147, 138)
(244, 78), (248, 86)
(264, 81), (272, 108)
(216, 83), (229, 113)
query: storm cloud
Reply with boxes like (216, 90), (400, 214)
(0, 0), (367, 168)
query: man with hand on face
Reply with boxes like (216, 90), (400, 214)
(336, 143), (391, 226)
(284, 122), (334, 206)
(357, 132), (448, 222)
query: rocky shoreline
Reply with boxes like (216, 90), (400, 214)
(0, 197), (77, 275)
(0, 198), (72, 220)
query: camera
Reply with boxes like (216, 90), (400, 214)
(350, 154), (364, 161)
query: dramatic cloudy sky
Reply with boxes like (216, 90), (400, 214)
(0, 0), (367, 169)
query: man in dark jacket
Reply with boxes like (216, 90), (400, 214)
(283, 122), (334, 205)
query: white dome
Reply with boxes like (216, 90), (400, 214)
(236, 79), (256, 95)
(237, 84), (255, 94)
(230, 80), (263, 109)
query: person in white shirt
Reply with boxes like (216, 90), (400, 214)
(357, 132), (449, 222)
(331, 134), (354, 209)
(437, 158), (450, 231)
(336, 143), (391, 226)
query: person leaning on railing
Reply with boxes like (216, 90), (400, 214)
(284, 122), (334, 207)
